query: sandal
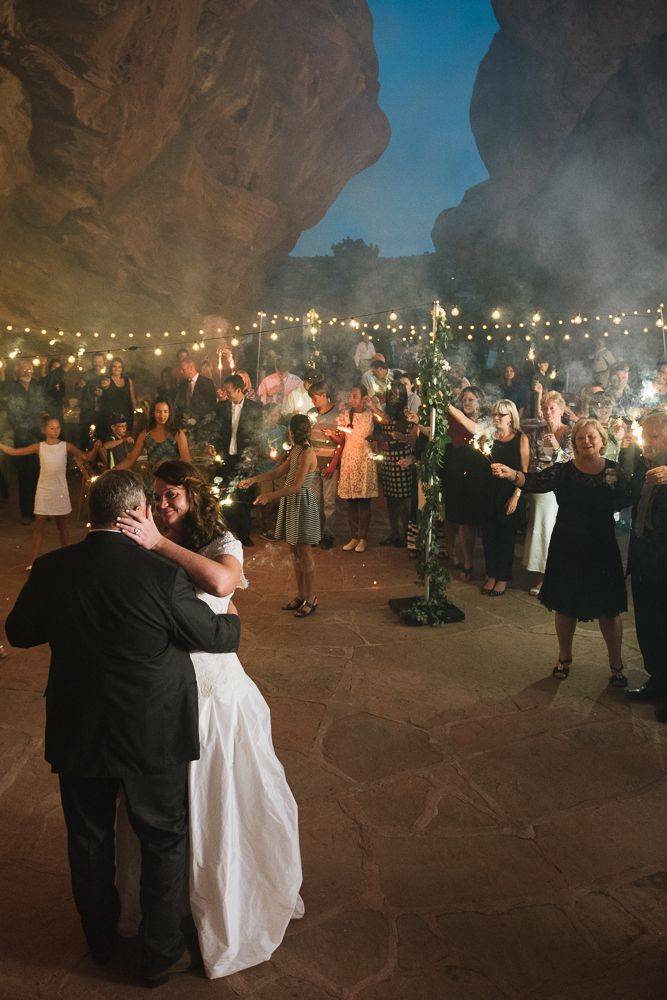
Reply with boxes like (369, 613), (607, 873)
(282, 597), (304, 611)
(552, 659), (572, 680)
(294, 599), (318, 618)
(609, 666), (628, 688)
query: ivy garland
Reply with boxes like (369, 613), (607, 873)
(411, 305), (456, 625)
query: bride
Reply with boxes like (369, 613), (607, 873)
(115, 460), (303, 978)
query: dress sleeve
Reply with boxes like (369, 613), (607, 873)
(201, 533), (249, 589)
(522, 462), (564, 494)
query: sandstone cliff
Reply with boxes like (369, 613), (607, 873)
(432, 0), (667, 310)
(0, 0), (389, 333)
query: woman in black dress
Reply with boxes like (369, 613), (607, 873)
(100, 357), (137, 440)
(372, 382), (417, 546)
(492, 417), (632, 685)
(481, 400), (529, 596)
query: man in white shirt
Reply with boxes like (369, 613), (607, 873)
(257, 358), (303, 405)
(283, 371), (320, 416)
(361, 358), (390, 403)
(354, 337), (376, 374)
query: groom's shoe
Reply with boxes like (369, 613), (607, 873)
(626, 678), (667, 702)
(143, 948), (194, 988)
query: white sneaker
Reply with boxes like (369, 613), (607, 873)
(354, 539), (367, 552)
(342, 538), (359, 551)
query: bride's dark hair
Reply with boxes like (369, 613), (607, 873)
(153, 459), (229, 551)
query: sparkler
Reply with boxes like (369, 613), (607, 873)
(269, 447), (278, 460)
(472, 436), (493, 461)
(282, 442), (291, 451)
(630, 418), (644, 448)
(307, 412), (318, 424)
(368, 452), (385, 462)
(336, 425), (352, 435)
(549, 369), (558, 381)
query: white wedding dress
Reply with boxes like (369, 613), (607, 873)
(116, 533), (303, 979)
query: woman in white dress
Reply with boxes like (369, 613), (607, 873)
(523, 390), (572, 595)
(115, 460), (303, 978)
(333, 384), (379, 553)
(0, 414), (99, 568)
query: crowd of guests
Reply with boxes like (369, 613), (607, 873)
(1, 339), (666, 694)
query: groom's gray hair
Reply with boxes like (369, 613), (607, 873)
(89, 469), (146, 527)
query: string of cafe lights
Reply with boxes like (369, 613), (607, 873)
(0, 300), (664, 366)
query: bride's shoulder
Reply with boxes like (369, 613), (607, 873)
(199, 532), (244, 563)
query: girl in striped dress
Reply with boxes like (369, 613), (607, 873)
(242, 414), (321, 617)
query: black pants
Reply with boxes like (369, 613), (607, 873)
(631, 570), (667, 683)
(223, 455), (256, 543)
(59, 766), (188, 976)
(481, 513), (518, 582)
(15, 454), (39, 517)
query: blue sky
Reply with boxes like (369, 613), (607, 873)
(293, 0), (499, 258)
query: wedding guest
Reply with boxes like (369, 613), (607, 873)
(361, 358), (390, 402)
(480, 400), (529, 596)
(590, 335), (616, 388)
(498, 364), (528, 418)
(116, 398), (190, 473)
(99, 413), (134, 468)
(77, 352), (106, 448)
(235, 369), (260, 402)
(373, 382), (417, 547)
(156, 366), (178, 404)
(334, 384), (378, 552)
(308, 380), (341, 549)
(3, 360), (46, 522)
(115, 461), (302, 977)
(257, 357), (303, 406)
(607, 360), (636, 414)
(174, 358), (218, 443)
(99, 358), (137, 441)
(399, 372), (421, 413)
(215, 373), (263, 547)
(589, 394), (623, 460)
(42, 358), (67, 424)
(284, 371), (320, 416)
(625, 412), (667, 713)
(492, 417), (632, 685)
(354, 335), (377, 374)
(242, 414), (321, 615)
(523, 390), (572, 596)
(0, 415), (99, 568)
(441, 386), (490, 580)
(7, 468), (241, 985)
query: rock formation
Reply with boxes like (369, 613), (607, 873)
(433, 0), (667, 311)
(0, 0), (389, 334)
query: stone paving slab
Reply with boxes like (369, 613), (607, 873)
(1, 503), (666, 999)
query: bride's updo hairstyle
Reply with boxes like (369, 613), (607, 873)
(153, 459), (228, 551)
(289, 413), (311, 447)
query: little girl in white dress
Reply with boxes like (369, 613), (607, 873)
(0, 415), (99, 568)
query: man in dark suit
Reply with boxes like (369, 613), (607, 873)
(174, 357), (218, 444)
(5, 469), (240, 986)
(625, 411), (667, 717)
(215, 373), (262, 546)
(2, 360), (46, 522)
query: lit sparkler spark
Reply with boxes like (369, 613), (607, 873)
(368, 453), (384, 462)
(214, 453), (223, 463)
(336, 425), (352, 435)
(640, 379), (654, 403)
(307, 412), (318, 424)
(472, 436), (492, 460)
(282, 442), (291, 450)
(269, 447), (278, 460)
(221, 496), (234, 507)
(549, 369), (558, 380)
(630, 418), (644, 447)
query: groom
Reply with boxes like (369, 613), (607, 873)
(6, 469), (241, 986)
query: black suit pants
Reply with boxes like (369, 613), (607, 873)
(631, 570), (667, 683)
(59, 766), (188, 976)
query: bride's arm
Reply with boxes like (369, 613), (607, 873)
(115, 507), (241, 597)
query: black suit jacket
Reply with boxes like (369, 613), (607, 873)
(174, 375), (218, 421)
(5, 532), (240, 777)
(216, 397), (262, 460)
(629, 459), (667, 579)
